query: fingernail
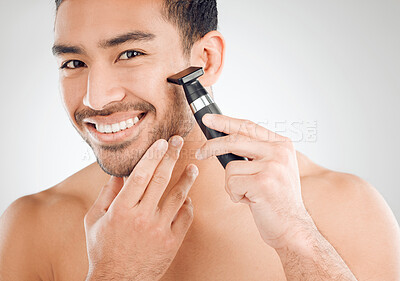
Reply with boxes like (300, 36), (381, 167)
(195, 149), (203, 160)
(171, 136), (182, 148)
(188, 164), (198, 176)
(158, 139), (167, 150)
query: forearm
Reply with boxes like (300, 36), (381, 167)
(275, 215), (358, 281)
(85, 266), (159, 281)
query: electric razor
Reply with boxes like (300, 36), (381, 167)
(167, 66), (248, 169)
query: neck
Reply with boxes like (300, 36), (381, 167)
(160, 122), (229, 215)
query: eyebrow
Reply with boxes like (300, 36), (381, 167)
(52, 31), (156, 56)
(52, 44), (85, 56)
(99, 31), (156, 48)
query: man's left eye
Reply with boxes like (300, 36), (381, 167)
(119, 50), (144, 60)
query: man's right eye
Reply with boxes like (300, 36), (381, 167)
(60, 60), (86, 69)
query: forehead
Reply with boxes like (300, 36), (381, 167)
(54, 0), (174, 45)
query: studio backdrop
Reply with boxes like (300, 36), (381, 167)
(0, 0), (399, 221)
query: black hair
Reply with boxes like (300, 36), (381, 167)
(55, 0), (218, 57)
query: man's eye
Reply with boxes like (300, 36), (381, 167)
(119, 50), (143, 60)
(60, 60), (86, 69)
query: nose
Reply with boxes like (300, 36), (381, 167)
(83, 65), (126, 110)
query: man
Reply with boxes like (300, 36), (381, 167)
(0, 0), (399, 280)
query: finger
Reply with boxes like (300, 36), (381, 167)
(226, 174), (257, 204)
(86, 176), (124, 224)
(111, 139), (168, 210)
(171, 197), (194, 236)
(139, 135), (184, 213)
(196, 134), (271, 160)
(225, 159), (264, 176)
(202, 114), (287, 142)
(224, 160), (263, 199)
(160, 164), (198, 226)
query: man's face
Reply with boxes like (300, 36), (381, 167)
(54, 0), (195, 177)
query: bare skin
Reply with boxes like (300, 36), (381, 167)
(0, 0), (399, 280)
(1, 125), (399, 280)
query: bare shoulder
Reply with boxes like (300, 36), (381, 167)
(0, 163), (101, 280)
(297, 152), (400, 280)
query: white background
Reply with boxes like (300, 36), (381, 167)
(0, 0), (399, 222)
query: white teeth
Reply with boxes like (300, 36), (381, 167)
(119, 121), (127, 130)
(111, 123), (120, 133)
(95, 124), (106, 133)
(126, 118), (134, 128)
(93, 114), (145, 134)
(104, 125), (112, 133)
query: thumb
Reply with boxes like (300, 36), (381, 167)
(86, 176), (124, 223)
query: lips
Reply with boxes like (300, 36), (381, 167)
(83, 111), (146, 126)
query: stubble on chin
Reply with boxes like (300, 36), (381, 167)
(86, 85), (195, 178)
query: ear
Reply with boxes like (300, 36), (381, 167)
(190, 30), (226, 87)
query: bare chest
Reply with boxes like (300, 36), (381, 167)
(51, 207), (286, 281)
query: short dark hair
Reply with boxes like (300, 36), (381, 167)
(55, 0), (218, 57)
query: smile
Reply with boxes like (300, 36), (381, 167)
(84, 112), (148, 144)
(94, 113), (145, 134)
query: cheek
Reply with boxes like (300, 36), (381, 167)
(60, 75), (87, 121)
(118, 64), (171, 102)
(124, 62), (165, 83)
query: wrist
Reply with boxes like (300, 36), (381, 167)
(86, 266), (158, 281)
(275, 211), (320, 258)
(85, 268), (132, 281)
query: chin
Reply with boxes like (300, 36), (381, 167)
(91, 140), (149, 178)
(95, 152), (141, 178)
(96, 160), (134, 178)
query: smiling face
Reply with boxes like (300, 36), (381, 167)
(54, 0), (196, 177)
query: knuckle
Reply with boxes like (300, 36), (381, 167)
(244, 119), (256, 128)
(241, 119), (256, 134)
(132, 212), (150, 230)
(150, 225), (166, 239)
(172, 190), (185, 203)
(108, 208), (126, 223)
(151, 173), (169, 186)
(227, 133), (243, 145)
(132, 171), (149, 185)
(183, 200), (194, 218)
(255, 172), (271, 188)
(268, 159), (284, 171)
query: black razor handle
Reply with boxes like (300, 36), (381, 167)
(167, 66), (248, 169)
(194, 102), (247, 169)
